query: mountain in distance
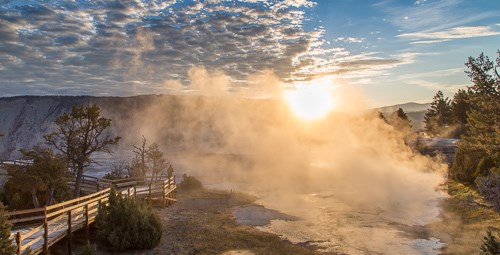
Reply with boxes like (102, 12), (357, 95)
(376, 102), (430, 131)
(377, 102), (430, 114)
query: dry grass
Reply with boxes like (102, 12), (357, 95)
(429, 181), (500, 254)
(154, 189), (325, 255)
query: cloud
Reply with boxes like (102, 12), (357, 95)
(335, 37), (364, 43)
(0, 0), (406, 96)
(375, 0), (499, 32)
(408, 39), (451, 44)
(398, 26), (500, 42)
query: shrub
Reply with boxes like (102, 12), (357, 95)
(178, 174), (203, 191)
(480, 228), (499, 254)
(450, 144), (484, 183)
(0, 202), (16, 254)
(475, 169), (500, 213)
(75, 241), (96, 255)
(95, 189), (162, 252)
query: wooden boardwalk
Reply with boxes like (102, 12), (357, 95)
(7, 176), (176, 255)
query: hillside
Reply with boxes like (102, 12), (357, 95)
(377, 102), (430, 131)
(0, 96), (432, 159)
(0, 95), (287, 159)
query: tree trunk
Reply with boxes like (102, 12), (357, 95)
(74, 163), (84, 197)
(46, 187), (55, 206)
(31, 189), (40, 208)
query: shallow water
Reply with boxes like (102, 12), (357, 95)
(87, 151), (447, 254)
(253, 193), (445, 254)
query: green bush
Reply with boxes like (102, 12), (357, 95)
(95, 189), (162, 252)
(178, 174), (203, 191)
(0, 202), (16, 254)
(450, 144), (484, 183)
(75, 241), (96, 255)
(475, 169), (500, 213)
(480, 228), (499, 254)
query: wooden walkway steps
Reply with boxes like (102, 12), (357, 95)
(7, 176), (176, 255)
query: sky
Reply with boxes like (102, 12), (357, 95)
(0, 0), (499, 106)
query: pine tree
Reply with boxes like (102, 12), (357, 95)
(451, 52), (500, 184)
(45, 104), (120, 197)
(424, 91), (451, 135)
(450, 89), (470, 125)
(0, 203), (16, 254)
(463, 52), (500, 157)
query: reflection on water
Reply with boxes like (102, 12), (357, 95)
(255, 193), (445, 254)
(87, 151), (447, 254)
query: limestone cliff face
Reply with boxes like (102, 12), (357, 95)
(0, 95), (281, 159)
(0, 96), (87, 158)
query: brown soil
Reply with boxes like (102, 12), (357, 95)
(53, 188), (326, 255)
(148, 189), (322, 255)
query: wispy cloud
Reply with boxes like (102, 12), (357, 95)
(398, 26), (500, 43)
(399, 26), (500, 39)
(408, 39), (451, 44)
(376, 0), (500, 32)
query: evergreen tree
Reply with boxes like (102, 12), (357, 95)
(463, 52), (500, 157)
(45, 104), (120, 197)
(451, 52), (500, 184)
(5, 147), (68, 208)
(423, 91), (451, 135)
(388, 108), (412, 129)
(393, 108), (410, 123)
(450, 89), (470, 125)
(95, 190), (162, 252)
(0, 202), (16, 254)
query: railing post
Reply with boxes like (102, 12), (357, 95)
(43, 206), (48, 254)
(16, 232), (22, 255)
(162, 181), (166, 208)
(149, 183), (152, 200)
(85, 204), (89, 239)
(67, 210), (72, 254)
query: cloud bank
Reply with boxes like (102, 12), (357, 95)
(0, 0), (407, 96)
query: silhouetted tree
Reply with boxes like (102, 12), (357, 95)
(45, 104), (120, 197)
(147, 143), (168, 181)
(132, 136), (150, 179)
(424, 91), (451, 135)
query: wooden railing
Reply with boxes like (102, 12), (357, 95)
(7, 176), (176, 255)
(69, 174), (171, 194)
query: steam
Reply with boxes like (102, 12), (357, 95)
(117, 68), (447, 252)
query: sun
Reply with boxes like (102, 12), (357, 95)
(284, 83), (335, 121)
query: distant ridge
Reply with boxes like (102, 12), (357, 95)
(377, 102), (430, 114)
(376, 102), (430, 131)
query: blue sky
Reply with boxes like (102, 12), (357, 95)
(0, 0), (499, 106)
